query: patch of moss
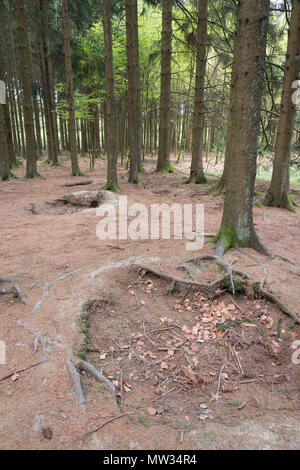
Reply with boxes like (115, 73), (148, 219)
(161, 164), (175, 174)
(212, 225), (243, 252)
(104, 181), (121, 192)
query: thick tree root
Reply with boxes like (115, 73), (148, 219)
(77, 360), (120, 411)
(236, 248), (300, 324)
(178, 255), (249, 295)
(0, 278), (28, 304)
(67, 359), (86, 405)
(136, 246), (299, 325)
(13, 283), (28, 305)
(136, 258), (248, 295)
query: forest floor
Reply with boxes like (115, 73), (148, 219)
(0, 153), (300, 450)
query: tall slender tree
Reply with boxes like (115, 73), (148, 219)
(188, 0), (208, 184)
(16, 0), (38, 178)
(157, 0), (172, 172)
(102, 0), (119, 190)
(0, 79), (10, 180)
(264, 0), (300, 211)
(213, 0), (270, 256)
(126, 0), (142, 183)
(62, 0), (81, 176)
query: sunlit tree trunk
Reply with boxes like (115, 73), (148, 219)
(214, 0), (270, 256)
(264, 0), (300, 211)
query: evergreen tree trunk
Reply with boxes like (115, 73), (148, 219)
(157, 0), (172, 172)
(126, 0), (142, 183)
(3, 102), (16, 168)
(62, 0), (81, 176)
(0, 104), (10, 181)
(264, 0), (300, 211)
(102, 0), (119, 190)
(189, 0), (208, 184)
(214, 0), (270, 256)
(16, 0), (37, 178)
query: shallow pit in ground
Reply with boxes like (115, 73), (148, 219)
(76, 265), (300, 432)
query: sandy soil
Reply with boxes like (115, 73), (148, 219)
(0, 155), (300, 450)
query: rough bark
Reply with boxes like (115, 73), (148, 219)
(16, 0), (38, 178)
(157, 0), (172, 172)
(0, 104), (10, 181)
(213, 0), (270, 256)
(102, 0), (119, 190)
(189, 0), (208, 184)
(62, 0), (81, 176)
(126, 0), (142, 183)
(264, 0), (300, 211)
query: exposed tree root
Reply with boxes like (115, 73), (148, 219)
(136, 245), (299, 325)
(67, 359), (86, 405)
(0, 278), (28, 304)
(136, 258), (248, 295)
(13, 283), (28, 305)
(0, 277), (23, 283)
(77, 360), (120, 411)
(0, 287), (12, 295)
(236, 248), (300, 324)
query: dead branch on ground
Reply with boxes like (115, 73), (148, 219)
(0, 358), (47, 382)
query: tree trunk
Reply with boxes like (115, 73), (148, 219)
(126, 0), (142, 183)
(62, 0), (81, 176)
(264, 0), (300, 211)
(189, 0), (208, 184)
(214, 0), (270, 256)
(0, 105), (10, 181)
(102, 0), (119, 190)
(16, 0), (37, 178)
(157, 0), (172, 172)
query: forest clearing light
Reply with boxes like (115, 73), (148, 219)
(96, 196), (204, 251)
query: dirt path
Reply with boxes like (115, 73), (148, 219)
(0, 157), (300, 450)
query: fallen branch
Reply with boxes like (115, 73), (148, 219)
(78, 360), (119, 409)
(0, 358), (47, 382)
(64, 180), (93, 187)
(77, 412), (134, 441)
(67, 359), (86, 405)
